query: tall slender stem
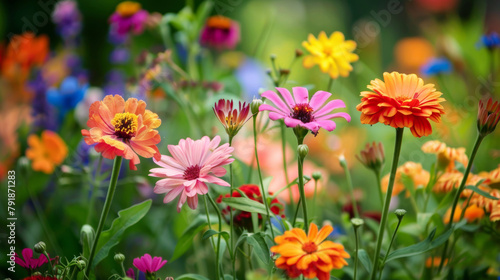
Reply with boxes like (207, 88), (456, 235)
(378, 214), (404, 280)
(353, 226), (360, 280)
(327, 77), (335, 92)
(280, 122), (293, 213)
(253, 117), (275, 240)
(438, 134), (484, 272)
(369, 128), (404, 280)
(297, 149), (309, 232)
(85, 156), (123, 277)
(228, 136), (237, 280)
(207, 192), (224, 280)
(374, 171), (384, 207)
(340, 157), (360, 218)
(86, 155), (103, 224)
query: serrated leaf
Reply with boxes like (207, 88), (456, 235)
(222, 197), (268, 215)
(171, 216), (208, 261)
(247, 232), (270, 264)
(92, 200), (152, 269)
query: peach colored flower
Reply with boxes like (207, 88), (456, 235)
(381, 162), (430, 196)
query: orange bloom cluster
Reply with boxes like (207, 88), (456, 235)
(357, 72), (445, 137)
(271, 223), (349, 280)
(421, 140), (468, 172)
(381, 162), (429, 196)
(443, 204), (485, 224)
(81, 95), (161, 170)
(26, 131), (68, 174)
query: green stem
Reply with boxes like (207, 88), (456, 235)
(374, 171), (384, 207)
(438, 134), (484, 273)
(207, 192), (223, 280)
(378, 216), (404, 280)
(353, 226), (360, 280)
(327, 77), (335, 92)
(298, 152), (309, 232)
(253, 117), (275, 240)
(86, 155), (103, 224)
(292, 196), (301, 227)
(203, 195), (216, 252)
(228, 136), (237, 280)
(341, 158), (360, 218)
(312, 179), (319, 218)
(369, 128), (404, 280)
(280, 121), (293, 213)
(85, 156), (123, 277)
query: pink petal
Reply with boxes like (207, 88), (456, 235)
(201, 174), (230, 187)
(309, 90), (332, 110)
(259, 104), (286, 117)
(177, 191), (188, 212)
(268, 111), (286, 121)
(154, 178), (185, 192)
(261, 90), (291, 113)
(276, 87), (296, 107)
(160, 186), (184, 203)
(313, 99), (346, 117)
(315, 120), (337, 131)
(292, 87), (309, 104)
(302, 122), (320, 134)
(283, 117), (302, 128)
(187, 195), (199, 210)
(315, 112), (351, 122)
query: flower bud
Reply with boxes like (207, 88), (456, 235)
(279, 69), (290, 76)
(270, 54), (277, 61)
(80, 224), (95, 250)
(394, 209), (407, 219)
(312, 171), (322, 181)
(34, 241), (46, 254)
(297, 144), (309, 159)
(356, 142), (385, 173)
(114, 253), (125, 263)
(295, 48), (303, 57)
(350, 218), (364, 228)
(477, 97), (500, 137)
(77, 260), (86, 270)
(251, 99), (263, 115)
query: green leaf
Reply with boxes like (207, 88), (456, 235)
(92, 200), (152, 269)
(171, 216), (208, 261)
(202, 229), (230, 243)
(465, 184), (498, 200)
(222, 197), (268, 215)
(455, 161), (466, 173)
(358, 249), (372, 273)
(247, 232), (271, 264)
(176, 274), (211, 280)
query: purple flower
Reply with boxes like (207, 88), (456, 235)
(259, 87), (351, 135)
(29, 72), (57, 131)
(126, 267), (136, 279)
(108, 1), (148, 36)
(15, 248), (48, 270)
(200, 16), (240, 50)
(133, 253), (167, 274)
(52, 0), (82, 40)
(103, 70), (127, 96)
(110, 47), (130, 64)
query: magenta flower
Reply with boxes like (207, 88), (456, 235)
(259, 87), (351, 136)
(109, 1), (148, 36)
(133, 253), (167, 273)
(126, 268), (135, 279)
(213, 99), (251, 138)
(15, 248), (48, 270)
(149, 136), (234, 212)
(200, 16), (240, 50)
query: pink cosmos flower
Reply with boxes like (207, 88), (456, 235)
(259, 87), (351, 136)
(15, 248), (48, 269)
(133, 253), (167, 273)
(109, 1), (149, 36)
(149, 135), (234, 212)
(200, 16), (240, 50)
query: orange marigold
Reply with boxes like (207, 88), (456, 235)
(356, 72), (445, 137)
(81, 95), (161, 170)
(381, 162), (430, 196)
(270, 223), (350, 280)
(26, 131), (68, 174)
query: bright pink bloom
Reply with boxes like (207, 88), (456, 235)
(200, 16), (240, 50)
(213, 99), (251, 138)
(126, 268), (135, 279)
(109, 1), (148, 36)
(133, 253), (167, 273)
(149, 135), (234, 212)
(259, 87), (351, 135)
(15, 248), (48, 270)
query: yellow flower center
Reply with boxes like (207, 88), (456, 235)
(111, 112), (138, 139)
(207, 16), (232, 30)
(302, 241), (318, 254)
(116, 1), (142, 17)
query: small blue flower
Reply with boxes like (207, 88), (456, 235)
(421, 58), (453, 77)
(236, 58), (269, 101)
(328, 225), (345, 239)
(478, 32), (500, 49)
(47, 76), (87, 121)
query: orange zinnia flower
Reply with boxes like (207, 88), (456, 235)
(1, 32), (49, 79)
(381, 162), (429, 196)
(26, 131), (68, 174)
(81, 95), (161, 170)
(356, 72), (445, 137)
(270, 223), (349, 280)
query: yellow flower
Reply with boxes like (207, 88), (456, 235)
(302, 31), (358, 79)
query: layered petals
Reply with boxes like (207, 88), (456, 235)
(133, 253), (167, 273)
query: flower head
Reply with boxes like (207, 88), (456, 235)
(52, 0), (82, 40)
(420, 58), (453, 77)
(381, 162), (430, 196)
(477, 97), (500, 137)
(149, 136), (234, 212)
(47, 76), (88, 120)
(302, 31), (358, 79)
(200, 16), (240, 50)
(217, 184), (284, 230)
(270, 223), (350, 280)
(109, 1), (149, 36)
(356, 72), (445, 137)
(478, 32), (500, 50)
(356, 141), (385, 172)
(26, 131), (68, 174)
(81, 95), (162, 170)
(15, 248), (48, 270)
(213, 99), (251, 138)
(443, 204), (484, 224)
(421, 140), (468, 172)
(133, 253), (167, 274)
(259, 87), (351, 136)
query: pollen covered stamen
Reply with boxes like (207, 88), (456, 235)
(291, 103), (314, 123)
(111, 112), (138, 139)
(184, 165), (201, 181)
(302, 241), (318, 254)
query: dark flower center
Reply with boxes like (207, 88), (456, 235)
(302, 241), (318, 254)
(291, 103), (314, 123)
(184, 165), (201, 181)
